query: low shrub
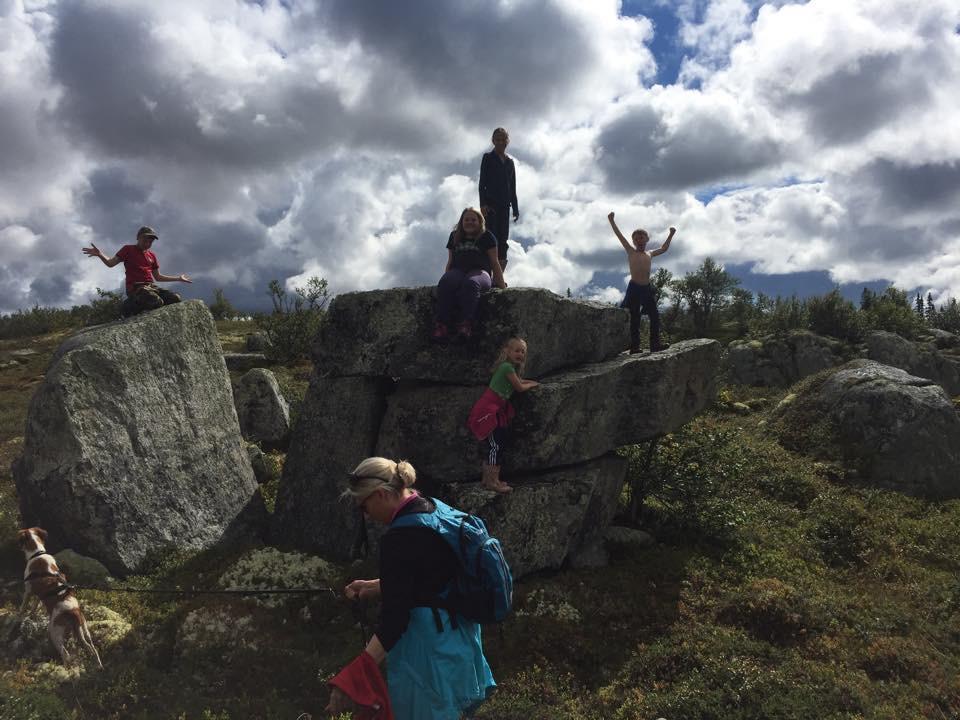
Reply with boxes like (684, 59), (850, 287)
(254, 277), (328, 365)
(718, 578), (820, 644)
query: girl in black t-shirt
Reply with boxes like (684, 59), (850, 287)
(432, 207), (506, 342)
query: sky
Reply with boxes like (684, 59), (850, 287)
(1, 0), (959, 313)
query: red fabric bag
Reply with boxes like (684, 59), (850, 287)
(328, 651), (394, 720)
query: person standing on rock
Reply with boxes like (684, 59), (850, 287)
(327, 457), (497, 720)
(608, 212), (675, 353)
(479, 127), (519, 271)
(433, 207), (506, 342)
(467, 337), (539, 493)
(82, 226), (192, 317)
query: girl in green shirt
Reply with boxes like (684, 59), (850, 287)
(467, 337), (539, 493)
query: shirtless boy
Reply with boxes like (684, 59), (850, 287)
(608, 212), (676, 353)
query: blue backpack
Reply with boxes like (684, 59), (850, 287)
(392, 497), (513, 624)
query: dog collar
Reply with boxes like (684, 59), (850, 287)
(28, 549), (50, 561)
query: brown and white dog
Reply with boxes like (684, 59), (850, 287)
(17, 527), (103, 668)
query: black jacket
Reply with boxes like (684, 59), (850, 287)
(479, 150), (518, 215)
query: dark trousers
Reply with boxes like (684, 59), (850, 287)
(436, 269), (492, 325)
(622, 281), (661, 350)
(128, 284), (181, 313)
(483, 426), (509, 466)
(486, 204), (510, 270)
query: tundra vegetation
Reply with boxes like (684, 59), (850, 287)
(0, 273), (958, 718)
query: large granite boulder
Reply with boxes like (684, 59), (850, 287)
(444, 454), (627, 578)
(726, 331), (844, 387)
(234, 368), (291, 450)
(376, 339), (720, 482)
(772, 360), (960, 499)
(865, 330), (960, 396)
(13, 301), (264, 574)
(312, 286), (629, 384)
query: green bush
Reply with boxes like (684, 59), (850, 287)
(254, 277), (329, 365)
(0, 305), (75, 339)
(83, 287), (124, 326)
(861, 287), (926, 339)
(806, 491), (883, 568)
(623, 425), (747, 548)
(207, 288), (237, 321)
(807, 288), (864, 342)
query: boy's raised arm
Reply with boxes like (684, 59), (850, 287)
(607, 212), (631, 253)
(651, 227), (676, 257)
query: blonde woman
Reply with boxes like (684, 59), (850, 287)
(327, 457), (496, 720)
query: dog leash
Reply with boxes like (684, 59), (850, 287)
(72, 585), (340, 598)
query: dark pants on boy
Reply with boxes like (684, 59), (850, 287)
(486, 204), (510, 270)
(436, 269), (492, 326)
(126, 283), (181, 316)
(621, 281), (661, 351)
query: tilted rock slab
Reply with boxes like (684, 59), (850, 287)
(443, 454), (627, 578)
(234, 368), (291, 450)
(274, 339), (719, 560)
(772, 360), (960, 499)
(272, 375), (385, 558)
(376, 339), (720, 482)
(312, 286), (629, 384)
(13, 301), (263, 574)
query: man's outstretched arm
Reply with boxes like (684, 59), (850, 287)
(651, 227), (676, 257)
(82, 243), (121, 268)
(608, 212), (632, 253)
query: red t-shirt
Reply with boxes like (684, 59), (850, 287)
(116, 245), (159, 291)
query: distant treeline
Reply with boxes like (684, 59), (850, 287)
(655, 258), (960, 344)
(3, 264), (959, 345)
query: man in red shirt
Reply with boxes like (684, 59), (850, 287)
(83, 226), (192, 316)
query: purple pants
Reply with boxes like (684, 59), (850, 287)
(436, 269), (491, 325)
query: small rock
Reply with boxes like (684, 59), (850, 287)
(10, 348), (39, 357)
(55, 549), (113, 585)
(730, 402), (752, 415)
(604, 526), (655, 549)
(245, 331), (272, 352)
(224, 352), (269, 371)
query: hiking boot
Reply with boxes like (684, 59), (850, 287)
(456, 319), (473, 340)
(629, 344), (642, 354)
(431, 321), (449, 343)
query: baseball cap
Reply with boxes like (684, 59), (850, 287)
(136, 226), (159, 240)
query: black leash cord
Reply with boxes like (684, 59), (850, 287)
(72, 585), (339, 597)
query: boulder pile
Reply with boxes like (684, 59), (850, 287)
(273, 287), (720, 576)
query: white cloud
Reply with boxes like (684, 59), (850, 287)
(1, 0), (959, 315)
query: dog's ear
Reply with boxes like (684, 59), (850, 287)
(36, 528), (48, 542)
(17, 529), (29, 548)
